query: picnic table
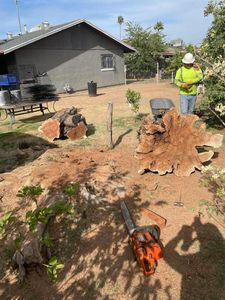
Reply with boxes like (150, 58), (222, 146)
(0, 98), (58, 127)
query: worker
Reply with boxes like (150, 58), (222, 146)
(175, 53), (203, 114)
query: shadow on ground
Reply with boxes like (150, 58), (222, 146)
(0, 162), (168, 300)
(113, 129), (133, 148)
(0, 132), (56, 173)
(0, 161), (225, 300)
(164, 216), (225, 299)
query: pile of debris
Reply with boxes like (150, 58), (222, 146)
(135, 108), (223, 176)
(39, 107), (87, 142)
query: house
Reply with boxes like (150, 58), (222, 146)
(161, 46), (185, 59)
(0, 19), (135, 93)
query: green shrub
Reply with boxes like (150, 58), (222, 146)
(126, 89), (141, 113)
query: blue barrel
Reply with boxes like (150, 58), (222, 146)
(0, 74), (18, 86)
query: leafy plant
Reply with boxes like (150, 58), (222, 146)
(126, 89), (141, 113)
(198, 0), (225, 126)
(26, 201), (76, 232)
(17, 185), (44, 206)
(41, 233), (53, 248)
(0, 212), (15, 239)
(26, 207), (54, 232)
(201, 166), (225, 219)
(63, 183), (80, 198)
(44, 256), (64, 281)
(51, 200), (76, 216)
(198, 199), (218, 216)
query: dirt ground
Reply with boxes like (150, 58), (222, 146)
(0, 81), (225, 300)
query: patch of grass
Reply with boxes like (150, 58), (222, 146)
(114, 116), (142, 129)
(75, 138), (91, 147)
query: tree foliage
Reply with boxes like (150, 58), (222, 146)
(198, 0), (225, 124)
(154, 21), (164, 32)
(164, 51), (183, 75)
(124, 21), (165, 79)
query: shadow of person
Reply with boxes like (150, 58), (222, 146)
(164, 216), (225, 300)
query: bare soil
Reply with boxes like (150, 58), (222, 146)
(0, 81), (225, 300)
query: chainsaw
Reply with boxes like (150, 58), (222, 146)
(120, 200), (165, 276)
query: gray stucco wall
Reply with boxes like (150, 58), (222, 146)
(15, 23), (126, 92)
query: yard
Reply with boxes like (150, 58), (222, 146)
(0, 80), (225, 300)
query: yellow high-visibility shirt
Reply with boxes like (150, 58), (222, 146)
(175, 65), (203, 95)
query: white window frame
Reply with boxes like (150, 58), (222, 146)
(101, 54), (115, 71)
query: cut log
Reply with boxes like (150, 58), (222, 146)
(39, 118), (61, 142)
(66, 121), (87, 140)
(12, 194), (69, 282)
(39, 106), (88, 141)
(135, 108), (223, 176)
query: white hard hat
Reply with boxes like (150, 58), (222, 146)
(182, 53), (195, 64)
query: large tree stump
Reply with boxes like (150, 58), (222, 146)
(135, 108), (223, 176)
(39, 107), (87, 141)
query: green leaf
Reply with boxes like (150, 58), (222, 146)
(55, 264), (64, 270)
(63, 183), (80, 197)
(48, 256), (58, 266)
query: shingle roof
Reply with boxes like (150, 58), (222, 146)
(0, 19), (136, 55)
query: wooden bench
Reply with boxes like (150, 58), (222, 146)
(0, 98), (58, 127)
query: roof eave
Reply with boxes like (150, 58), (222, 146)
(3, 19), (137, 54)
(3, 19), (85, 54)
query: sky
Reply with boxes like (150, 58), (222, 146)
(0, 0), (212, 45)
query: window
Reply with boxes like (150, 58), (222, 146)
(101, 54), (115, 70)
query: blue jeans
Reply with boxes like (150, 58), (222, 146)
(180, 94), (197, 114)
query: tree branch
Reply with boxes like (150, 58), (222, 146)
(194, 50), (225, 84)
(208, 106), (225, 127)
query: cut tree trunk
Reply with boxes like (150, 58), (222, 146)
(39, 107), (87, 141)
(135, 108), (223, 176)
(13, 194), (68, 282)
(66, 121), (87, 140)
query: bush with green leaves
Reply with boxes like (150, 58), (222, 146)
(126, 89), (141, 113)
(43, 256), (64, 281)
(201, 165), (225, 218)
(26, 200), (75, 232)
(17, 185), (44, 206)
(0, 212), (15, 239)
(0, 183), (79, 281)
(63, 182), (80, 198)
(198, 0), (225, 126)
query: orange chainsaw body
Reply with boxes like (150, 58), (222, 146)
(130, 229), (163, 276)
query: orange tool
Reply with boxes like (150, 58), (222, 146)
(120, 201), (164, 276)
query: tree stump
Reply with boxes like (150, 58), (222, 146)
(135, 108), (223, 176)
(39, 107), (87, 141)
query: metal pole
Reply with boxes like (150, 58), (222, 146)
(156, 62), (159, 84)
(107, 102), (113, 148)
(15, 0), (22, 35)
(172, 72), (174, 83)
(124, 65), (127, 85)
